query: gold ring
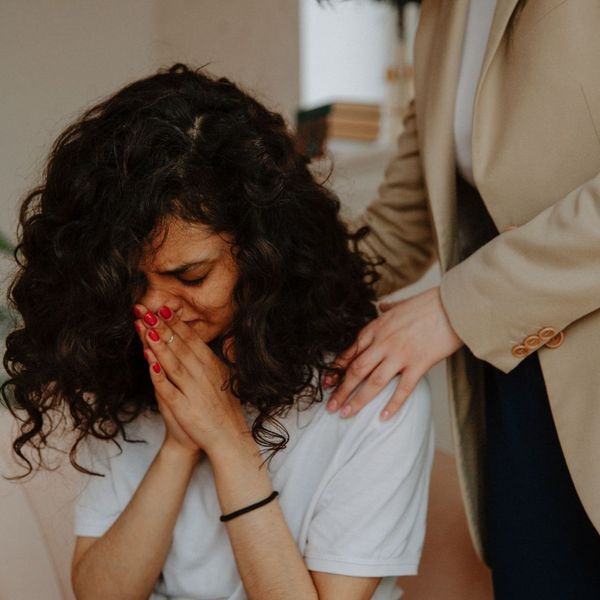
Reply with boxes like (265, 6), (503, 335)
(166, 334), (175, 344)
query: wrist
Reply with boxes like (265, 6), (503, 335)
(159, 442), (202, 467)
(209, 439), (274, 518)
(198, 413), (275, 515)
(205, 430), (260, 469)
(436, 284), (465, 350)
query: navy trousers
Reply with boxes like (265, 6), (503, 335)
(484, 352), (600, 598)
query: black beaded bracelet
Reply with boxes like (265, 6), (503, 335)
(220, 491), (279, 522)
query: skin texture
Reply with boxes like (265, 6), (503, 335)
(137, 217), (239, 346)
(127, 215), (382, 599)
(135, 217), (245, 457)
(325, 288), (464, 420)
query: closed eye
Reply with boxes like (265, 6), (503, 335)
(178, 275), (207, 287)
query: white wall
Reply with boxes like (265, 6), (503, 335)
(300, 0), (396, 108)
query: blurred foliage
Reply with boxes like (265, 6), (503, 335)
(0, 230), (15, 397)
(0, 230), (14, 256)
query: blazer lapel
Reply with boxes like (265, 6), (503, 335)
(471, 0), (521, 189)
(420, 0), (521, 271)
(419, 0), (469, 271)
(476, 0), (521, 101)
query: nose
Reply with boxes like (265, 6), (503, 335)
(137, 283), (182, 316)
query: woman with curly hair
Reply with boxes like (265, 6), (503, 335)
(3, 64), (433, 600)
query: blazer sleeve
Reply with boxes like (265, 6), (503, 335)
(349, 98), (437, 298)
(440, 169), (600, 373)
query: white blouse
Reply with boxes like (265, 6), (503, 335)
(453, 0), (497, 186)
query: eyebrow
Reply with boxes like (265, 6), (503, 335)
(154, 259), (212, 276)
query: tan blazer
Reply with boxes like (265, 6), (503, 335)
(352, 0), (600, 563)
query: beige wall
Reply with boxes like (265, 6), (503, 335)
(0, 0), (299, 246)
(157, 0), (299, 124)
(1, 0), (160, 241)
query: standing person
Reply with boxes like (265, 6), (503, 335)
(324, 0), (600, 597)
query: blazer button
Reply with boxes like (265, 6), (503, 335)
(546, 331), (565, 349)
(524, 334), (542, 349)
(538, 327), (556, 340)
(511, 344), (529, 358)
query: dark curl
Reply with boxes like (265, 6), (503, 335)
(2, 63), (383, 479)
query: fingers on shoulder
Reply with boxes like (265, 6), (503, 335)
(380, 368), (431, 421)
(381, 372), (432, 424)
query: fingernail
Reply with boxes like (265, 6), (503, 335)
(143, 350), (149, 361)
(340, 405), (351, 418)
(326, 399), (338, 412)
(324, 376), (339, 389)
(144, 312), (158, 326)
(322, 375), (332, 388)
(148, 329), (160, 342)
(133, 306), (143, 318)
(134, 321), (143, 334)
(152, 362), (161, 373)
(380, 410), (390, 421)
(159, 305), (172, 320)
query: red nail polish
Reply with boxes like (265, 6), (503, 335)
(148, 329), (160, 342)
(133, 306), (143, 318)
(152, 362), (161, 373)
(159, 305), (172, 320)
(134, 322), (142, 334)
(143, 350), (149, 361)
(144, 312), (158, 326)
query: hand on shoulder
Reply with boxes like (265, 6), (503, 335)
(324, 286), (461, 421)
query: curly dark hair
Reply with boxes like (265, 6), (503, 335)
(2, 63), (382, 480)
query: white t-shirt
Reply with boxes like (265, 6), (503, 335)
(74, 375), (434, 600)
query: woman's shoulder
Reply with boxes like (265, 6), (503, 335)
(339, 374), (432, 437)
(318, 353), (432, 432)
(278, 374), (433, 460)
(299, 375), (435, 578)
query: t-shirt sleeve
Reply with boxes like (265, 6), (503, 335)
(73, 435), (125, 538)
(303, 376), (435, 577)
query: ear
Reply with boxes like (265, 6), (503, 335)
(223, 335), (236, 362)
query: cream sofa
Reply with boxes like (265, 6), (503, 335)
(0, 410), (77, 600)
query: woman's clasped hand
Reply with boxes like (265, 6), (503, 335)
(133, 303), (245, 461)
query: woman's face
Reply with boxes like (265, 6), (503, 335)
(137, 217), (239, 343)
